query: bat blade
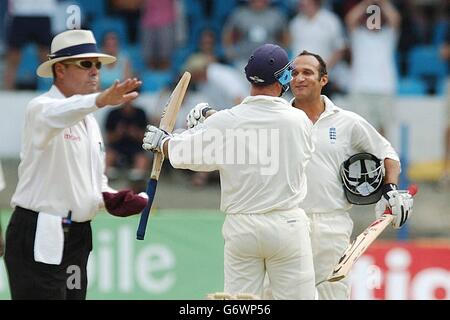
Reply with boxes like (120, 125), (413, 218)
(136, 72), (191, 240)
(327, 184), (418, 282)
(327, 214), (392, 282)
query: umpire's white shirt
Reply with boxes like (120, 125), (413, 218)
(11, 85), (111, 222)
(295, 95), (399, 213)
(169, 95), (314, 214)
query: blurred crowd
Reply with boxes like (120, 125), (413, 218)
(0, 0), (448, 188)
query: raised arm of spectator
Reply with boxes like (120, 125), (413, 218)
(346, 0), (401, 32)
(378, 0), (401, 30)
(326, 17), (347, 69)
(345, 0), (371, 32)
(327, 48), (346, 70)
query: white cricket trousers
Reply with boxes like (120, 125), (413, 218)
(263, 211), (353, 300)
(222, 209), (315, 300)
(309, 211), (353, 299)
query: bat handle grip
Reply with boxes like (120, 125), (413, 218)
(383, 184), (418, 214)
(136, 179), (158, 240)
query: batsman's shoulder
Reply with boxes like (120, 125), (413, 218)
(204, 108), (233, 125)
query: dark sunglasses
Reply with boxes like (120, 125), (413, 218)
(63, 60), (102, 70)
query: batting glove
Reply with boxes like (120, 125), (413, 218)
(375, 183), (413, 229)
(142, 125), (171, 153)
(186, 102), (213, 129)
(102, 190), (148, 217)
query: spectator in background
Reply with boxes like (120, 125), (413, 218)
(345, 0), (401, 136)
(222, 0), (288, 70)
(438, 29), (450, 187)
(105, 101), (149, 189)
(183, 53), (248, 114)
(197, 28), (228, 63)
(107, 0), (141, 44)
(289, 0), (347, 96)
(3, 0), (56, 90)
(100, 31), (133, 89)
(141, 0), (177, 70)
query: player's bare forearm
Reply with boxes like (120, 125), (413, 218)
(383, 158), (400, 185)
(378, 0), (401, 29)
(326, 49), (345, 70)
(162, 140), (169, 158)
(345, 0), (370, 30)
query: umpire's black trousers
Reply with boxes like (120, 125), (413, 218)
(4, 206), (92, 300)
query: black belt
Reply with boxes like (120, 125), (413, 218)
(16, 206), (39, 216)
(15, 206), (91, 227)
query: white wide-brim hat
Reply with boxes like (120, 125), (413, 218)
(37, 29), (116, 78)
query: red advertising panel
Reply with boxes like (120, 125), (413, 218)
(349, 241), (450, 300)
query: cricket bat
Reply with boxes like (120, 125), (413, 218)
(327, 184), (418, 282)
(136, 72), (191, 240)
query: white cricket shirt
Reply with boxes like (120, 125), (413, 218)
(294, 96), (399, 213)
(169, 95), (314, 214)
(11, 85), (113, 222)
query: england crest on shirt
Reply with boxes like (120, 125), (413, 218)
(329, 127), (336, 144)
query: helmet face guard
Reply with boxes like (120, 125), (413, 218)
(274, 61), (293, 94)
(340, 153), (384, 205)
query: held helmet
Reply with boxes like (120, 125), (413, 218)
(244, 43), (293, 94)
(340, 152), (384, 205)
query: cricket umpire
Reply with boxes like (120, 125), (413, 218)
(4, 29), (147, 300)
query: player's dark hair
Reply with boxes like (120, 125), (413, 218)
(297, 50), (328, 79)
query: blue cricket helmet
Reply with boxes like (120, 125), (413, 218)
(244, 44), (292, 93)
